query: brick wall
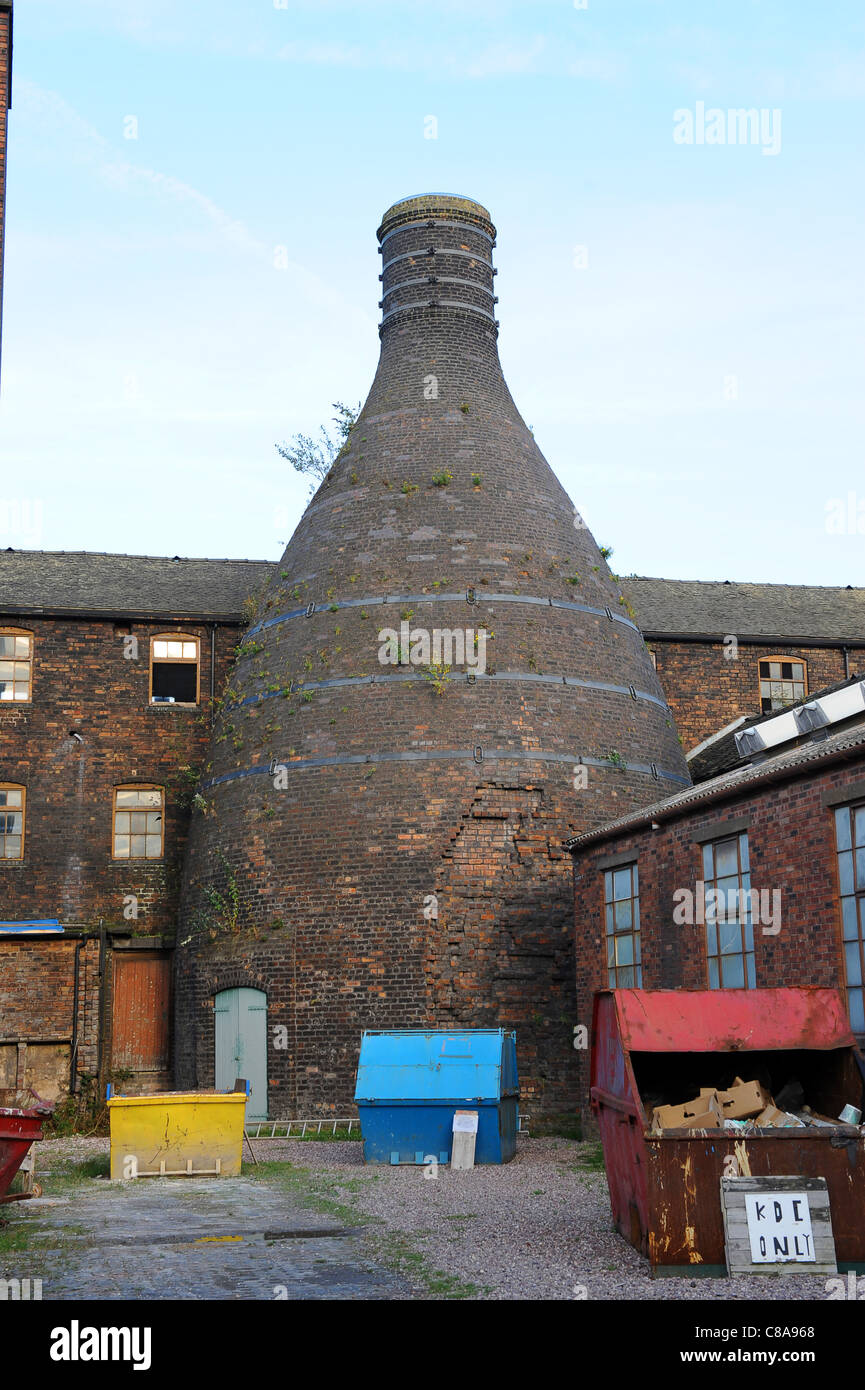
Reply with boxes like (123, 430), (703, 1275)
(0, 936), (100, 1101)
(0, 612), (243, 1094)
(648, 640), (850, 752)
(571, 750), (865, 1119)
(0, 615), (239, 930)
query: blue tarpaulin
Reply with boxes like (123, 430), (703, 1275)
(0, 920), (63, 933)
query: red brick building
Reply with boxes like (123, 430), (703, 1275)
(568, 676), (865, 1118)
(623, 577), (865, 752)
(0, 550), (270, 1099)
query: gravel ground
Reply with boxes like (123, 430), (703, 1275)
(246, 1134), (838, 1301)
(24, 1134), (840, 1301)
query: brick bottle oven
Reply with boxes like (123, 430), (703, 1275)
(174, 194), (689, 1121)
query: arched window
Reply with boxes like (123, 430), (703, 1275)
(113, 786), (164, 860)
(149, 634), (200, 705)
(758, 656), (807, 714)
(0, 785), (26, 859)
(0, 629), (34, 703)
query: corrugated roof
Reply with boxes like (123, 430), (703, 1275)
(0, 549), (274, 621)
(566, 718), (865, 851)
(622, 576), (865, 644)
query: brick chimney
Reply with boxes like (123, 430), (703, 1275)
(175, 194), (689, 1121)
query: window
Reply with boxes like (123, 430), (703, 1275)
(150, 635), (200, 705)
(834, 803), (865, 1033)
(113, 787), (164, 860)
(0, 786), (25, 859)
(603, 863), (641, 987)
(0, 630), (33, 703)
(702, 833), (756, 989)
(758, 657), (806, 714)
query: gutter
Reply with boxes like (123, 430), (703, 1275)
(642, 631), (865, 650)
(0, 607), (246, 625)
(566, 729), (865, 854)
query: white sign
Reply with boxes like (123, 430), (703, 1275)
(452, 1110), (478, 1134)
(745, 1191), (815, 1263)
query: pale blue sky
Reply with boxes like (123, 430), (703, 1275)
(1, 0), (863, 584)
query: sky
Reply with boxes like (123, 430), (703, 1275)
(0, 0), (863, 585)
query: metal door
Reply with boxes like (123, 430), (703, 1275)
(214, 988), (268, 1121)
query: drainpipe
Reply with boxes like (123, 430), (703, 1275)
(843, 646), (851, 679)
(210, 624), (217, 727)
(69, 938), (83, 1094)
(96, 919), (107, 1088)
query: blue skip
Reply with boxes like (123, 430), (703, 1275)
(354, 1028), (519, 1165)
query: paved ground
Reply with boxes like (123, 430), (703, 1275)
(0, 1135), (843, 1300)
(3, 1144), (409, 1301)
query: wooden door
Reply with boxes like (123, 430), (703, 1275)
(111, 951), (171, 1074)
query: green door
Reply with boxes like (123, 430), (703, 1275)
(214, 987), (268, 1121)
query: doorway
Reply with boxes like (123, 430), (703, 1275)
(214, 987), (268, 1121)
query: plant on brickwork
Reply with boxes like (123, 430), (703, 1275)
(472, 474), (482, 487)
(431, 469), (453, 487)
(460, 402), (471, 414)
(200, 851), (241, 936)
(605, 749), (626, 769)
(192, 792), (208, 816)
(599, 545), (613, 560)
(172, 764), (202, 812)
(424, 662), (452, 696)
(275, 400), (360, 497)
(401, 480), (418, 495)
(566, 575), (581, 586)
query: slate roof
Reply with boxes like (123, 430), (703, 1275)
(0, 549), (275, 622)
(622, 577), (865, 645)
(4, 551), (863, 642)
(566, 718), (865, 852)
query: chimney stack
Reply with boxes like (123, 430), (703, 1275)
(176, 194), (689, 1121)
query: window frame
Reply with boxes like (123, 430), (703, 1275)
(701, 830), (756, 990)
(148, 633), (201, 707)
(0, 628), (34, 705)
(832, 800), (865, 1034)
(757, 654), (807, 715)
(0, 784), (26, 860)
(602, 860), (642, 989)
(112, 784), (165, 861)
